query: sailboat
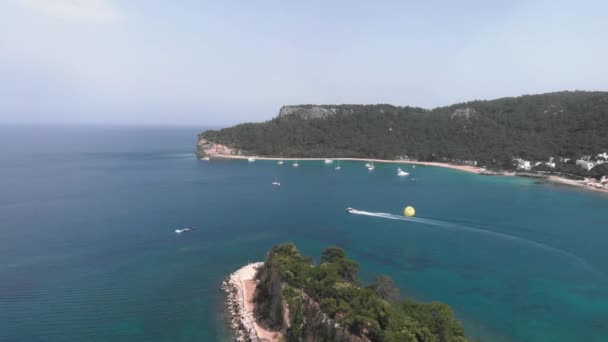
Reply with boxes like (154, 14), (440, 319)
(293, 160), (299, 167)
(272, 177), (281, 186)
(335, 161), (341, 170)
(397, 167), (409, 176)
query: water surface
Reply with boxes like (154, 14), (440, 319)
(1, 125), (608, 341)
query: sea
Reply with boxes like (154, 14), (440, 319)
(1, 125), (608, 342)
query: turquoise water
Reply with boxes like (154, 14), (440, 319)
(1, 125), (608, 341)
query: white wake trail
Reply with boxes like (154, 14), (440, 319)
(349, 209), (606, 279)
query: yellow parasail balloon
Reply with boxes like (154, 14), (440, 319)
(404, 206), (416, 217)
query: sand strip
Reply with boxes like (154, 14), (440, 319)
(221, 262), (281, 342)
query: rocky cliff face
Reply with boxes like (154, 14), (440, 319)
(253, 255), (286, 330)
(450, 107), (478, 120)
(278, 105), (339, 120)
(196, 136), (237, 157)
(252, 243), (368, 342)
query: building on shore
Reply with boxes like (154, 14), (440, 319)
(515, 158), (531, 171)
(576, 159), (596, 171)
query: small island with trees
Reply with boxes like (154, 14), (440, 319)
(222, 243), (468, 342)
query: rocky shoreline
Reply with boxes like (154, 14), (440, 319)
(221, 262), (270, 342)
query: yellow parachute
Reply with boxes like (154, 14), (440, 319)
(404, 206), (416, 217)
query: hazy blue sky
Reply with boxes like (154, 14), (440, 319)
(1, 0), (607, 125)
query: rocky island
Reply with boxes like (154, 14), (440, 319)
(222, 243), (468, 342)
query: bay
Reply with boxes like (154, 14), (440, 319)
(1, 125), (608, 341)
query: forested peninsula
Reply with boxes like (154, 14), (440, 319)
(199, 91), (608, 179)
(222, 243), (468, 342)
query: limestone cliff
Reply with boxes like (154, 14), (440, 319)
(278, 105), (341, 120)
(253, 244), (368, 342)
(196, 135), (237, 157)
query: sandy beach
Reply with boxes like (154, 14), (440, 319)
(547, 176), (608, 194)
(206, 154), (485, 174)
(221, 262), (281, 342)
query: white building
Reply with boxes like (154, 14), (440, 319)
(597, 152), (608, 160)
(576, 159), (595, 171)
(545, 162), (556, 168)
(515, 159), (531, 171)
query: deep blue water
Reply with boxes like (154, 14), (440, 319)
(1, 125), (608, 341)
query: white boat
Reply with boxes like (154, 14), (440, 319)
(175, 228), (193, 234)
(365, 162), (371, 167)
(202, 156), (210, 161)
(272, 177), (281, 186)
(247, 157), (255, 162)
(293, 161), (299, 167)
(324, 159), (333, 164)
(335, 162), (341, 170)
(277, 160), (284, 165)
(346, 207), (354, 213)
(367, 162), (375, 171)
(398, 169), (409, 176)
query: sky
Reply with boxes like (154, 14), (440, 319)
(1, 0), (607, 126)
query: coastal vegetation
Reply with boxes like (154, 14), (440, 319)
(200, 91), (608, 178)
(253, 243), (468, 342)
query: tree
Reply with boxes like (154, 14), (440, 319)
(321, 246), (346, 264)
(336, 258), (359, 283)
(590, 163), (608, 180)
(369, 275), (400, 303)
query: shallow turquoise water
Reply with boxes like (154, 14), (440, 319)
(1, 125), (608, 341)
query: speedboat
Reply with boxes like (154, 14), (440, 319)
(346, 207), (354, 213)
(272, 177), (281, 186)
(277, 160), (284, 165)
(335, 162), (341, 170)
(324, 159), (333, 164)
(365, 162), (370, 168)
(293, 161), (299, 167)
(248, 157), (255, 162)
(398, 169), (409, 176)
(175, 228), (193, 234)
(202, 156), (210, 161)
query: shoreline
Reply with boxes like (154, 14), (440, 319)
(204, 154), (608, 194)
(221, 262), (280, 342)
(546, 175), (608, 194)
(205, 154), (485, 174)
